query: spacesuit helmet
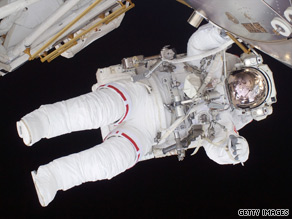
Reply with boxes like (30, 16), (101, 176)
(226, 67), (269, 109)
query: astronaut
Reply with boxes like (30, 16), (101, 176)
(16, 23), (277, 207)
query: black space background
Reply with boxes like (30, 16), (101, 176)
(0, 0), (291, 218)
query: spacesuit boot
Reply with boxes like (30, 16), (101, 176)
(31, 167), (59, 207)
(16, 120), (32, 146)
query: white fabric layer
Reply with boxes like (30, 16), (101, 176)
(187, 23), (230, 67)
(98, 82), (133, 125)
(23, 79), (160, 206)
(21, 88), (125, 145)
(32, 136), (136, 207)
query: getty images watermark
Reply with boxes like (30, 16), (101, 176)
(238, 209), (289, 217)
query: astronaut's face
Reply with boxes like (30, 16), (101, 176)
(233, 74), (254, 102)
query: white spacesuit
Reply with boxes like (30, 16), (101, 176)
(16, 23), (277, 207)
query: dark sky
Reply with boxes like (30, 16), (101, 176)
(0, 0), (291, 218)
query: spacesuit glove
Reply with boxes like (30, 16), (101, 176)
(228, 135), (249, 163)
(16, 120), (32, 146)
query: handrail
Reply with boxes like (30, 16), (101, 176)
(40, 0), (134, 62)
(226, 32), (252, 54)
(176, 0), (192, 8)
(29, 0), (103, 60)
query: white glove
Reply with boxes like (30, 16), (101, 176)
(16, 120), (32, 146)
(228, 135), (249, 163)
